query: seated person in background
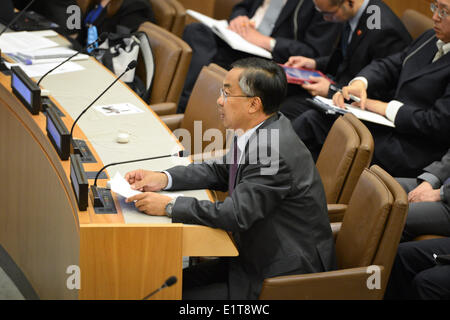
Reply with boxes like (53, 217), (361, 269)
(124, 58), (336, 300)
(13, 0), (78, 35)
(280, 0), (411, 120)
(177, 0), (341, 113)
(292, 0), (450, 177)
(385, 237), (450, 300)
(75, 0), (154, 48)
(397, 148), (450, 242)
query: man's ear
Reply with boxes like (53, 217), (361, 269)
(249, 97), (263, 114)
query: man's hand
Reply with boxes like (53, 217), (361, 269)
(228, 16), (255, 35)
(126, 192), (173, 216)
(302, 76), (331, 97)
(361, 99), (388, 116)
(408, 181), (441, 203)
(333, 80), (367, 109)
(285, 56), (317, 70)
(125, 169), (168, 192)
(237, 26), (272, 50)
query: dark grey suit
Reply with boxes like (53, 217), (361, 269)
(397, 148), (450, 242)
(166, 113), (336, 299)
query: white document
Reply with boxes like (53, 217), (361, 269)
(186, 9), (273, 59)
(4, 61), (84, 78)
(110, 172), (184, 199)
(29, 30), (59, 38)
(110, 172), (142, 199)
(314, 96), (395, 128)
(0, 31), (59, 53)
(95, 103), (144, 116)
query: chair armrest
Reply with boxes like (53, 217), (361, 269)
(160, 114), (184, 131)
(259, 266), (386, 300)
(149, 102), (177, 116)
(328, 203), (348, 223)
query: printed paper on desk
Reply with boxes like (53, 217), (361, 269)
(95, 103), (144, 116)
(0, 31), (58, 53)
(13, 61), (85, 78)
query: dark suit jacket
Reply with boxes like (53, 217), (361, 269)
(13, 0), (77, 34)
(316, 0), (412, 97)
(230, 0), (341, 62)
(77, 0), (154, 46)
(358, 29), (450, 177)
(166, 113), (336, 299)
(424, 148), (450, 203)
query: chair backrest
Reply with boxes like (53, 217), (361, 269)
(335, 166), (408, 278)
(149, 0), (176, 32)
(166, 0), (186, 37)
(369, 165), (409, 292)
(213, 0), (242, 20)
(138, 22), (192, 105)
(338, 113), (374, 204)
(316, 116), (360, 204)
(178, 65), (227, 154)
(401, 9), (434, 40)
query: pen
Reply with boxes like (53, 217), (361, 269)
(330, 84), (361, 103)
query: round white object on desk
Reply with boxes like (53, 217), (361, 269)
(116, 132), (130, 144)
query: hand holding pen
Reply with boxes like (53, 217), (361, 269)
(332, 80), (367, 110)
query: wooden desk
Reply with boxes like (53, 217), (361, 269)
(0, 40), (237, 299)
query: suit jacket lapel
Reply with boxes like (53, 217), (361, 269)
(235, 113), (280, 181)
(397, 35), (443, 88)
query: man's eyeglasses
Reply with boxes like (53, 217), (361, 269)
(219, 88), (253, 103)
(431, 2), (450, 19)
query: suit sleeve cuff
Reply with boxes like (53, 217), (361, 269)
(385, 100), (404, 123)
(162, 171), (173, 190)
(350, 77), (368, 89)
(418, 172), (442, 189)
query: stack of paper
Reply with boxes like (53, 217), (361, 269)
(0, 31), (58, 53)
(186, 10), (273, 59)
(313, 96), (395, 128)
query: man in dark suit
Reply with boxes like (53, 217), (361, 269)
(385, 237), (450, 300)
(124, 58), (336, 299)
(293, 0), (450, 177)
(397, 148), (450, 242)
(177, 0), (341, 113)
(280, 0), (412, 120)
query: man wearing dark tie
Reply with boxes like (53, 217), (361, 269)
(293, 0), (450, 178)
(280, 0), (411, 120)
(124, 58), (336, 300)
(178, 0), (341, 113)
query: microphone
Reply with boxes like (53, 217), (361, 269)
(142, 276), (177, 300)
(69, 60), (137, 143)
(90, 150), (187, 208)
(36, 32), (108, 86)
(0, 0), (36, 37)
(94, 150), (186, 187)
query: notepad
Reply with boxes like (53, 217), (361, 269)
(186, 9), (272, 59)
(312, 96), (395, 128)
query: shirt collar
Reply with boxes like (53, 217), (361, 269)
(437, 40), (450, 56)
(348, 0), (370, 42)
(236, 121), (265, 161)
